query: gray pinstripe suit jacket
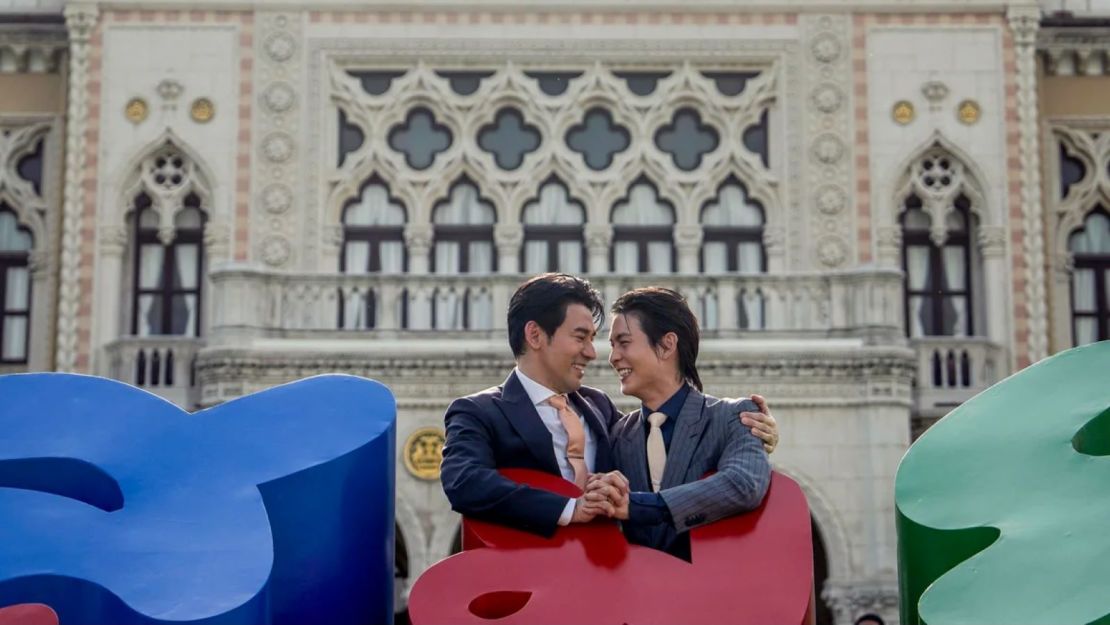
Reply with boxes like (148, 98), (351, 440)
(610, 387), (771, 555)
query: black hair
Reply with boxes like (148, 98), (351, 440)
(610, 287), (703, 392)
(507, 273), (604, 356)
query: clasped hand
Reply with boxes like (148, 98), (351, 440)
(572, 471), (631, 523)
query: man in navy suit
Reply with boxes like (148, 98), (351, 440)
(440, 274), (777, 537)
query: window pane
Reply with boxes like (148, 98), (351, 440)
(1075, 317), (1098, 346)
(1073, 269), (1096, 312)
(380, 241), (404, 273)
(524, 240), (548, 273)
(945, 210), (966, 232)
(738, 289), (764, 330)
(613, 241), (638, 273)
(170, 294), (197, 336)
(137, 294), (161, 336)
(5, 267), (29, 311)
(738, 242), (763, 274)
(0, 212), (31, 251)
(612, 184), (673, 225)
(173, 244), (199, 289)
(2, 316), (27, 360)
(700, 291), (719, 330)
(908, 295), (928, 338)
(468, 241), (494, 274)
(655, 108), (719, 171)
(435, 289), (464, 330)
(566, 107), (630, 171)
(523, 182), (584, 225)
(346, 184), (405, 226)
(557, 241), (582, 273)
(468, 289), (493, 330)
(139, 209), (159, 230)
(703, 183), (762, 226)
(435, 183), (495, 224)
(139, 245), (165, 289)
(943, 296), (968, 337)
(434, 242), (459, 273)
(344, 241), (371, 274)
(175, 208), (203, 229)
(343, 292), (371, 330)
(942, 245), (967, 290)
(478, 108), (541, 171)
(388, 108), (452, 170)
(906, 246), (930, 291)
(903, 208), (930, 231)
(647, 241), (672, 273)
(703, 241), (728, 272)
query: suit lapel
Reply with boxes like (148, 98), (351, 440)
(660, 388), (709, 490)
(570, 391), (612, 472)
(619, 409), (652, 493)
(491, 371), (560, 475)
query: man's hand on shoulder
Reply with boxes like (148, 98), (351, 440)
(739, 394), (778, 454)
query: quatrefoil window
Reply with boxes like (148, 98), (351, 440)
(916, 152), (960, 194)
(655, 108), (719, 171)
(148, 149), (189, 191)
(565, 107), (631, 171)
(477, 108), (541, 171)
(388, 108), (452, 170)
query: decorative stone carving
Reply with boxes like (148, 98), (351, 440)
(673, 223), (704, 251)
(262, 82), (296, 113)
(262, 132), (294, 163)
(157, 79), (184, 104)
(978, 225), (1007, 257)
(260, 234), (293, 267)
(816, 235), (848, 268)
(815, 185), (846, 215)
(811, 33), (842, 63)
(895, 143), (984, 248)
(921, 80), (949, 111)
(823, 581), (900, 625)
(584, 223), (614, 251)
(97, 223), (129, 256)
(403, 223), (434, 253)
(265, 32), (296, 63)
(262, 183), (293, 214)
(811, 83), (842, 114)
(812, 134), (845, 164)
(493, 223), (524, 250)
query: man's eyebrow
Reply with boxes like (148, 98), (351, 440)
(572, 326), (596, 337)
(611, 330), (630, 340)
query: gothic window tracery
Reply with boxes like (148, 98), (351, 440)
(1068, 209), (1110, 345)
(0, 207), (31, 363)
(131, 192), (206, 337)
(901, 194), (974, 338)
(611, 180), (675, 274)
(521, 179), (585, 274)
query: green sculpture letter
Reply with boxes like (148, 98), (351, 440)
(896, 341), (1110, 625)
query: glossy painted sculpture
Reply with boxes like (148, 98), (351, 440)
(409, 468), (814, 624)
(0, 373), (396, 625)
(896, 341), (1110, 625)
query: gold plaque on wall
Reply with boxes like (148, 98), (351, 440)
(124, 97), (148, 123)
(190, 98), (215, 123)
(404, 427), (446, 480)
(892, 100), (915, 125)
(957, 99), (981, 125)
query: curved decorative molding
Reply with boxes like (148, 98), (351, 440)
(893, 137), (988, 246)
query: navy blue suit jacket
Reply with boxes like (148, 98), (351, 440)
(440, 371), (622, 537)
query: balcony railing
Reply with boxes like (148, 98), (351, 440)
(910, 336), (1006, 417)
(207, 267), (905, 340)
(103, 336), (203, 409)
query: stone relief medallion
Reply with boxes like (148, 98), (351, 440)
(261, 183), (293, 214)
(190, 98), (215, 123)
(265, 32), (296, 63)
(816, 236), (849, 267)
(404, 427), (446, 480)
(262, 82), (296, 113)
(812, 134), (845, 164)
(811, 33), (843, 63)
(260, 234), (292, 266)
(811, 83), (843, 113)
(124, 97), (148, 123)
(957, 99), (981, 125)
(892, 100), (915, 125)
(262, 132), (295, 163)
(816, 184), (847, 215)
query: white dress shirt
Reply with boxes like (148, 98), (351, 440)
(514, 367), (596, 525)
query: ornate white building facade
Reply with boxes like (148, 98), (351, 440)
(1, 1), (1108, 623)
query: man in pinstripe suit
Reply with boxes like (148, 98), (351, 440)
(585, 287), (771, 560)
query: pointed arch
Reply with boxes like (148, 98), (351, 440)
(114, 130), (218, 229)
(891, 132), (991, 230)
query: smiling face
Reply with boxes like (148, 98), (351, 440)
(608, 312), (678, 403)
(525, 303), (598, 394)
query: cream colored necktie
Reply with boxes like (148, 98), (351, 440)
(647, 411), (668, 493)
(547, 394), (588, 490)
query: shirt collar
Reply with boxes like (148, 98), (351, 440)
(514, 367), (559, 407)
(642, 384), (690, 422)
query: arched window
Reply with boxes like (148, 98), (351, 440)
(700, 178), (765, 273)
(432, 179), (496, 274)
(901, 194), (973, 337)
(521, 179), (585, 274)
(0, 207), (32, 363)
(611, 180), (675, 273)
(131, 192), (206, 337)
(340, 180), (406, 330)
(1069, 208), (1110, 345)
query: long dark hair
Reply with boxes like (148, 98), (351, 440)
(611, 287), (703, 391)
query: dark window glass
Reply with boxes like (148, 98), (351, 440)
(742, 110), (770, 168)
(1068, 208), (1110, 346)
(565, 107), (631, 171)
(1059, 143), (1086, 200)
(388, 108), (452, 170)
(16, 138), (44, 196)
(348, 70), (406, 96)
(613, 71), (671, 96)
(338, 108), (365, 167)
(436, 71), (494, 96)
(701, 71), (759, 96)
(525, 71), (582, 96)
(477, 108), (541, 171)
(131, 193), (205, 337)
(0, 206), (32, 364)
(655, 108), (720, 171)
(901, 194), (973, 338)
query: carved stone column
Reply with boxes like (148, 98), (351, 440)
(875, 226), (903, 269)
(494, 223), (523, 274)
(26, 249), (54, 371)
(978, 225), (1011, 353)
(585, 223), (612, 274)
(95, 224), (129, 374)
(57, 3), (98, 372)
(404, 223), (434, 275)
(674, 224), (703, 275)
(1008, 5), (1048, 364)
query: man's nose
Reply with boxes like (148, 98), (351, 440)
(582, 340), (597, 361)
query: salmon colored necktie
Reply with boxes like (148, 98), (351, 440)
(546, 394), (588, 490)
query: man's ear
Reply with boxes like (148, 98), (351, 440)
(659, 331), (679, 360)
(524, 320), (546, 351)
